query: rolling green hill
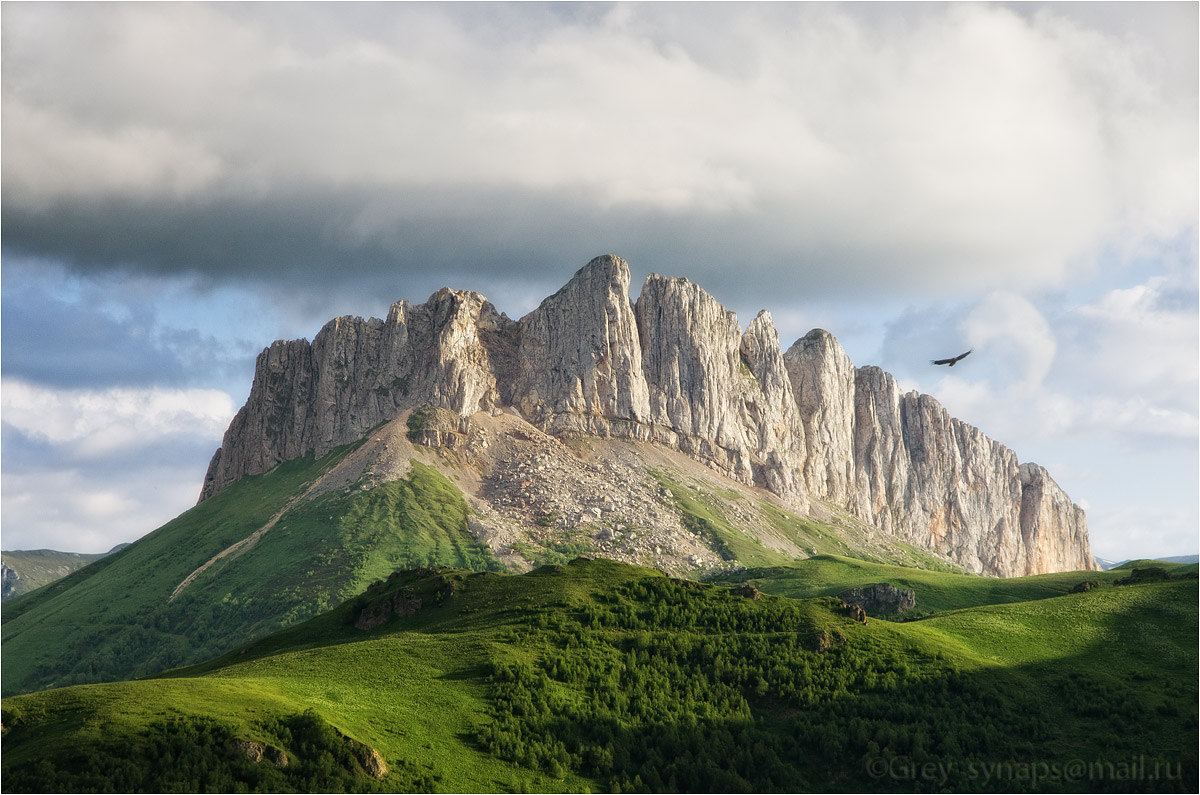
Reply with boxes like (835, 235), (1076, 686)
(1, 444), (499, 697)
(2, 558), (1196, 793)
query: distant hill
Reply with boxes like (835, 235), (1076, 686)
(1095, 554), (1199, 571)
(1, 545), (128, 601)
(1154, 554), (1199, 565)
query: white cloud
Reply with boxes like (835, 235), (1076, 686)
(1086, 505), (1200, 562)
(879, 265), (1198, 447)
(1, 466), (204, 553)
(1, 380), (235, 459)
(2, 102), (225, 209)
(0, 380), (236, 552)
(1055, 276), (1199, 410)
(960, 292), (1057, 393)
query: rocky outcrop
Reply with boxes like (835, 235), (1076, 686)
(354, 588), (423, 631)
(358, 745), (388, 779)
(841, 601), (869, 624)
(1, 562), (18, 601)
(200, 254), (1096, 576)
(732, 583), (762, 600)
(839, 583), (917, 615)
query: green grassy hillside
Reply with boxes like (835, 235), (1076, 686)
(715, 554), (1197, 617)
(2, 559), (1195, 793)
(1, 446), (498, 697)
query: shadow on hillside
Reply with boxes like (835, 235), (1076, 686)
(474, 581), (1198, 794)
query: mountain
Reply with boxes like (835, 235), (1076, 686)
(1, 545), (128, 601)
(1, 255), (1096, 697)
(2, 558), (1195, 792)
(202, 254), (1093, 577)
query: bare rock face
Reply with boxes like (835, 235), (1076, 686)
(635, 278), (805, 495)
(851, 366), (912, 528)
(839, 583), (917, 615)
(201, 289), (515, 498)
(1, 562), (19, 601)
(1019, 462), (1095, 575)
(785, 329), (856, 503)
(839, 363), (1093, 576)
(637, 274), (746, 445)
(739, 311), (806, 497)
(359, 745), (388, 779)
(200, 254), (1096, 576)
(232, 739), (265, 763)
(510, 254), (651, 433)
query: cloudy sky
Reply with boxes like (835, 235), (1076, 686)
(3, 2), (1196, 563)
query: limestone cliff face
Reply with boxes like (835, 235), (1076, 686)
(785, 329), (856, 505)
(509, 255), (650, 433)
(635, 276), (805, 492)
(1019, 462), (1094, 575)
(201, 289), (514, 499)
(201, 254), (1095, 575)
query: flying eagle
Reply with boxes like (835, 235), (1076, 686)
(931, 349), (972, 367)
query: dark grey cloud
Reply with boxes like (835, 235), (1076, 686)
(0, 184), (927, 313)
(3, 1), (1194, 317)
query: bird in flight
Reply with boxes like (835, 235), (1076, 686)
(931, 349), (972, 367)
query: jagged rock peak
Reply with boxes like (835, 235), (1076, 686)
(636, 273), (745, 441)
(572, 253), (631, 286)
(798, 327), (837, 345)
(511, 253), (649, 428)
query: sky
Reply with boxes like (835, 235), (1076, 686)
(2, 1), (1196, 563)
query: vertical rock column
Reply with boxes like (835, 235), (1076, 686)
(784, 329), (857, 506)
(636, 274), (757, 483)
(738, 311), (806, 497)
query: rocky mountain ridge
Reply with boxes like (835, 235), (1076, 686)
(201, 255), (1095, 576)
